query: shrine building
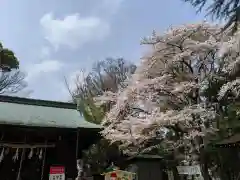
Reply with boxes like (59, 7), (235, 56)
(0, 95), (101, 180)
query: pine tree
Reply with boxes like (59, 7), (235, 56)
(183, 0), (240, 33)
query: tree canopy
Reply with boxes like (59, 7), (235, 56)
(0, 42), (26, 94)
(0, 42), (19, 71)
(68, 58), (136, 124)
(96, 23), (240, 156)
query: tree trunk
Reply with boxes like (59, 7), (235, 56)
(200, 148), (212, 180)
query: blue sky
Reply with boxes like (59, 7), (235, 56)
(0, 0), (206, 102)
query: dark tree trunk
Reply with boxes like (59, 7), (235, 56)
(200, 148), (211, 180)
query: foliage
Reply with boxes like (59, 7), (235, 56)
(76, 97), (105, 125)
(183, 0), (240, 33)
(0, 42), (26, 94)
(0, 42), (19, 71)
(82, 139), (123, 174)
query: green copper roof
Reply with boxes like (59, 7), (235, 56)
(0, 95), (102, 129)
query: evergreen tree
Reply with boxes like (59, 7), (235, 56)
(183, 0), (240, 33)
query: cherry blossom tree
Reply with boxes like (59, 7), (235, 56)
(95, 22), (240, 178)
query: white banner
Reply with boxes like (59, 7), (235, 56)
(177, 165), (201, 175)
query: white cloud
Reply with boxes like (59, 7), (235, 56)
(91, 0), (125, 17)
(40, 13), (110, 50)
(102, 0), (125, 15)
(15, 90), (34, 98)
(26, 60), (63, 82)
(40, 46), (51, 58)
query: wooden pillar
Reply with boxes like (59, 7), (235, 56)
(16, 148), (25, 180)
(16, 135), (27, 180)
(76, 130), (79, 159)
(40, 140), (47, 180)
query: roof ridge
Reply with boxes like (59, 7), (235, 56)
(0, 95), (76, 109)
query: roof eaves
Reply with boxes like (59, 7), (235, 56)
(0, 95), (77, 109)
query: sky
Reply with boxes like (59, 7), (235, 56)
(0, 0), (207, 102)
